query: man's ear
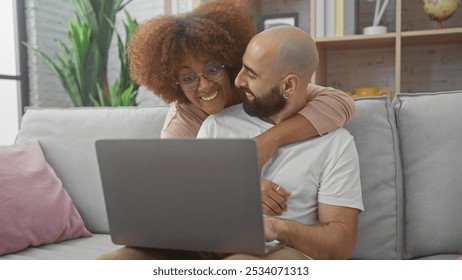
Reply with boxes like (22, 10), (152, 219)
(281, 74), (299, 97)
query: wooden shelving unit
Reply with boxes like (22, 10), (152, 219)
(401, 27), (462, 46)
(310, 0), (462, 94)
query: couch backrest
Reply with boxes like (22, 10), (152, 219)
(394, 90), (462, 259)
(15, 106), (170, 233)
(345, 96), (404, 259)
(14, 93), (462, 259)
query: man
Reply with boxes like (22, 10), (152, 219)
(98, 26), (362, 260)
(197, 26), (363, 260)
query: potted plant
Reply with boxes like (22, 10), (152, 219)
(27, 0), (138, 107)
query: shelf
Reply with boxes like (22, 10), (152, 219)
(316, 33), (396, 50)
(317, 27), (462, 49)
(311, 0), (461, 94)
(401, 27), (462, 46)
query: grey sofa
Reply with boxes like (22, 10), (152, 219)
(1, 90), (461, 260)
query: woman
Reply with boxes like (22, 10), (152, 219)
(127, 0), (355, 168)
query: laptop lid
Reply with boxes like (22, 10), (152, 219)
(95, 138), (267, 255)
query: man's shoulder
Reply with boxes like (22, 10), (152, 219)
(205, 104), (245, 122)
(199, 104), (256, 138)
(217, 104), (245, 117)
(329, 127), (353, 138)
(308, 127), (354, 152)
(317, 127), (352, 142)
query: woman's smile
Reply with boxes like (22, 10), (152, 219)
(199, 90), (219, 101)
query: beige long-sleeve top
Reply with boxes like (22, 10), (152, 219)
(161, 84), (355, 138)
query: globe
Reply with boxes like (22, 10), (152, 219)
(422, 0), (460, 29)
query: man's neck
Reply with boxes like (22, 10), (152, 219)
(261, 113), (287, 125)
(260, 116), (276, 125)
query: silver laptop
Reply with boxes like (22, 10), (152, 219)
(95, 138), (281, 255)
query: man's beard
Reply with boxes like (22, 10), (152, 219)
(241, 85), (287, 118)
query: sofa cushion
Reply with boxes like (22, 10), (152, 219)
(345, 96), (404, 259)
(395, 90), (462, 259)
(15, 106), (170, 233)
(0, 234), (120, 260)
(0, 140), (91, 255)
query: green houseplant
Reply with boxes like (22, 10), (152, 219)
(28, 0), (138, 106)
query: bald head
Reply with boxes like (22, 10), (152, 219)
(251, 26), (319, 82)
(235, 26), (320, 123)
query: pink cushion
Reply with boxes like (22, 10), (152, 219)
(0, 140), (91, 255)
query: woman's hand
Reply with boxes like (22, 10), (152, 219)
(260, 179), (291, 216)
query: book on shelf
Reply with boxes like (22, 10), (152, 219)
(315, 0), (325, 38)
(317, 0), (358, 38)
(343, 0), (358, 36)
(325, 0), (335, 37)
(335, 0), (344, 36)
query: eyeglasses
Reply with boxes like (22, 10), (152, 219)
(176, 63), (225, 92)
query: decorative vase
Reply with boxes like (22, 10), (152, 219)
(422, 0), (460, 29)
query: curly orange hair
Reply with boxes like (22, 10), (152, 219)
(127, 0), (254, 104)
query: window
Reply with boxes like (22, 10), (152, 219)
(0, 0), (28, 145)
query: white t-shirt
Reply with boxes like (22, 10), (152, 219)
(197, 104), (363, 225)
